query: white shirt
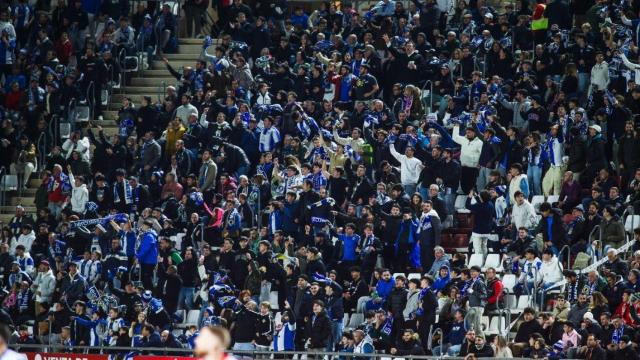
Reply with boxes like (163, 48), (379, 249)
(511, 200), (538, 230)
(389, 146), (424, 186)
(540, 256), (564, 284)
(0, 349), (27, 360)
(590, 61), (609, 91)
(452, 125), (483, 167)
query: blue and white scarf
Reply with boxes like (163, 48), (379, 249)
(344, 145), (361, 162)
(69, 213), (129, 230)
(113, 181), (133, 205)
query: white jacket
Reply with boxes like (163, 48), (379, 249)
(62, 137), (91, 161)
(452, 125), (482, 167)
(540, 256), (564, 284)
(68, 172), (89, 214)
(511, 200), (538, 230)
(389, 146), (424, 185)
(11, 231), (35, 254)
(33, 269), (56, 303)
(620, 53), (640, 83)
(590, 61), (609, 91)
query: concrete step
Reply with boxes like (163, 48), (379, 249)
(10, 197), (35, 206)
(178, 44), (205, 54)
(179, 38), (204, 45)
(101, 126), (120, 136)
(0, 214), (13, 223)
(116, 86), (162, 94)
(133, 69), (173, 77)
(164, 53), (201, 61)
(152, 60), (196, 69)
(8, 188), (37, 196)
(0, 206), (36, 214)
(131, 77), (176, 86)
(30, 179), (42, 188)
(111, 93), (148, 103)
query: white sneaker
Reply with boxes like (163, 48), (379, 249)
(98, 115), (104, 121)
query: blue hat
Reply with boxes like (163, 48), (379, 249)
(495, 185), (506, 197)
(144, 14), (152, 21)
(142, 290), (153, 302)
(553, 340), (563, 351)
(190, 191), (204, 206)
(85, 202), (98, 212)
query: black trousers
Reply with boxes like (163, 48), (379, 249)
(140, 263), (155, 290)
(460, 166), (479, 194)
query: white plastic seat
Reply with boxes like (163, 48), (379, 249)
(531, 195), (546, 213)
(392, 273), (406, 280)
(269, 291), (279, 309)
(408, 273), (422, 280)
(183, 309), (200, 327)
(547, 195), (560, 204)
(516, 295), (531, 310)
(0, 175), (18, 191)
(504, 294), (517, 308)
(468, 254), (484, 268)
(348, 313), (364, 329)
(483, 253), (503, 272)
(481, 316), (490, 331)
(625, 215), (640, 233)
(488, 315), (508, 335)
(501, 274), (516, 293)
(455, 195), (471, 213)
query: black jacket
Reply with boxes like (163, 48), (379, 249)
(305, 310), (332, 348)
(536, 210), (567, 247)
(232, 306), (259, 343)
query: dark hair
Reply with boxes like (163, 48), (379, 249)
(539, 202), (552, 213)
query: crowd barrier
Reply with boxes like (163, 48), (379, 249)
(12, 344), (582, 360)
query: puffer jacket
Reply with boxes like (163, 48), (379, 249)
(33, 269), (56, 303)
(228, 62), (254, 90)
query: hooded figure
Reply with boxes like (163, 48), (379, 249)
(432, 265), (451, 293)
(417, 207), (442, 272)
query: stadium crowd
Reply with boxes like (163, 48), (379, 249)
(3, 0), (640, 358)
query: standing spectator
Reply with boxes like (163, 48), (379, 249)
(136, 220), (158, 290)
(452, 125), (482, 194)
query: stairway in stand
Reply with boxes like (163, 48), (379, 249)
(0, 39), (202, 223)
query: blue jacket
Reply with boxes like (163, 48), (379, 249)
(282, 200), (299, 232)
(465, 197), (495, 234)
(376, 278), (395, 298)
(136, 230), (158, 265)
(339, 234), (360, 261)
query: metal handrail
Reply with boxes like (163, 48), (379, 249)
(530, 264), (538, 309)
(36, 131), (46, 172)
(0, 166), (6, 207)
(557, 244), (571, 270)
(190, 222), (204, 248)
(589, 224), (601, 259)
(11, 343), (455, 359)
(49, 114), (61, 147)
(428, 326), (443, 353)
(66, 98), (76, 124)
(118, 47), (127, 96)
(158, 80), (167, 102)
(498, 308), (511, 339)
(421, 80), (433, 113)
(86, 81), (95, 121)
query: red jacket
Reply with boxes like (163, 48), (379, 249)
(5, 90), (23, 110)
(487, 278), (504, 305)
